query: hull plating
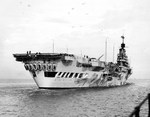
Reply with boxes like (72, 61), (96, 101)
(30, 71), (129, 89)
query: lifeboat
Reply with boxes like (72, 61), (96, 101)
(37, 64), (40, 71)
(47, 64), (51, 71)
(33, 64), (38, 71)
(42, 64), (48, 71)
(30, 64), (34, 71)
(52, 64), (56, 71)
(24, 64), (30, 70)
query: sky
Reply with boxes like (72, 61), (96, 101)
(0, 0), (150, 79)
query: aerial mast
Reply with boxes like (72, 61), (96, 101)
(52, 39), (54, 53)
(105, 38), (107, 63)
(113, 44), (115, 63)
(121, 35), (125, 49)
(66, 46), (68, 54)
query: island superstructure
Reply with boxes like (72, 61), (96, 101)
(13, 36), (132, 89)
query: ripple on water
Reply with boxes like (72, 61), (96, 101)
(0, 79), (150, 117)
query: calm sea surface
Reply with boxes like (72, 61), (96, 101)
(0, 79), (150, 117)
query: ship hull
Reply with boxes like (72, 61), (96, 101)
(13, 35), (132, 89)
(30, 71), (129, 89)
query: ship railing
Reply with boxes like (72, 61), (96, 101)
(129, 93), (150, 117)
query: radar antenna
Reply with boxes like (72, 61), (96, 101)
(121, 35), (125, 43)
(52, 39), (54, 53)
(121, 35), (125, 49)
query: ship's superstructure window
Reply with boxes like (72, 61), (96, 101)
(44, 72), (57, 77)
(69, 73), (74, 78)
(48, 65), (51, 70)
(92, 67), (104, 71)
(107, 77), (112, 81)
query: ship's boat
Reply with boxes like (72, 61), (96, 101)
(13, 36), (132, 89)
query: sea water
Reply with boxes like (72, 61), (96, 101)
(0, 79), (150, 117)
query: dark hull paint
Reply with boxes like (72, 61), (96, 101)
(38, 82), (132, 90)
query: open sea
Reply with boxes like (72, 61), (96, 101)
(0, 79), (150, 117)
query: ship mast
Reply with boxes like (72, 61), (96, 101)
(105, 38), (107, 63)
(66, 47), (68, 54)
(121, 35), (125, 49)
(113, 45), (115, 63)
(52, 39), (54, 53)
(117, 35), (129, 67)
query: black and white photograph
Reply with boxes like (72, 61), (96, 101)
(0, 0), (150, 117)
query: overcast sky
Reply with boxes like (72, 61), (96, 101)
(0, 0), (150, 79)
